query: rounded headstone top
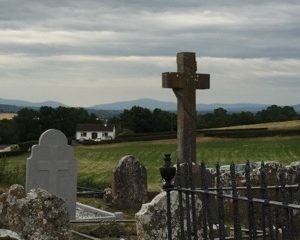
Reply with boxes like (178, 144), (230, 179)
(39, 129), (68, 146)
(116, 155), (139, 168)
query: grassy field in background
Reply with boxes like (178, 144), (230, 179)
(77, 136), (300, 190)
(211, 120), (300, 130)
(1, 136), (300, 191)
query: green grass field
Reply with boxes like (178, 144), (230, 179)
(1, 136), (300, 191)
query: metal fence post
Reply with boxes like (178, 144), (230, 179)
(160, 154), (176, 240)
(245, 161), (257, 240)
(216, 163), (226, 240)
(230, 163), (242, 240)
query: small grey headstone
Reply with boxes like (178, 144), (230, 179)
(26, 129), (77, 219)
(112, 155), (148, 209)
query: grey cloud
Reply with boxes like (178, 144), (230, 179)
(0, 0), (299, 105)
(0, 0), (299, 59)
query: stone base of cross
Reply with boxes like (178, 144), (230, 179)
(162, 52), (210, 163)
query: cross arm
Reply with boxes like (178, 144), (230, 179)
(162, 72), (210, 89)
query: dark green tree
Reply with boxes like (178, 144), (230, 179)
(230, 111), (255, 126)
(153, 108), (176, 132)
(54, 107), (91, 138)
(12, 106), (95, 142)
(14, 108), (40, 141)
(120, 106), (153, 133)
(256, 105), (297, 122)
(0, 119), (18, 144)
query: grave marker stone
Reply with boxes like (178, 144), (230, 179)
(112, 155), (148, 209)
(26, 129), (77, 219)
(162, 52), (210, 163)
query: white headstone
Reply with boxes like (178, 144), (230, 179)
(26, 129), (77, 219)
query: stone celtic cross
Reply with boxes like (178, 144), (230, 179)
(162, 52), (210, 163)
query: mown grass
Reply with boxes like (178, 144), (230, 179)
(212, 120), (300, 130)
(1, 136), (300, 191)
(196, 136), (300, 165)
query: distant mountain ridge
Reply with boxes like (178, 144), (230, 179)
(0, 97), (299, 113)
(91, 98), (271, 113)
(294, 104), (300, 113)
(0, 98), (67, 108)
(91, 98), (177, 111)
(0, 104), (21, 113)
(197, 103), (269, 113)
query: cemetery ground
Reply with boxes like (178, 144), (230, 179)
(1, 133), (300, 239)
(1, 135), (300, 192)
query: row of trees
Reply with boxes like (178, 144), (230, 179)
(197, 105), (299, 129)
(110, 107), (176, 134)
(0, 104), (299, 144)
(0, 106), (176, 143)
(0, 107), (100, 144)
(112, 105), (299, 134)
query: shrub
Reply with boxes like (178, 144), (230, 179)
(18, 141), (38, 153)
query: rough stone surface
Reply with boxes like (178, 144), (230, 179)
(136, 191), (202, 240)
(175, 162), (213, 188)
(175, 162), (218, 223)
(250, 161), (281, 186)
(220, 170), (245, 187)
(285, 161), (300, 185)
(26, 129), (77, 219)
(162, 52), (210, 164)
(0, 184), (71, 240)
(112, 155), (148, 209)
(0, 229), (21, 240)
(137, 162), (299, 239)
(103, 187), (113, 203)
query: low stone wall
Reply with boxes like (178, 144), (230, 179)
(0, 184), (71, 240)
(135, 161), (300, 239)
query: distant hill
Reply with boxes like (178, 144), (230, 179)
(0, 97), (299, 115)
(91, 98), (176, 111)
(0, 98), (67, 108)
(197, 103), (269, 113)
(294, 104), (300, 113)
(0, 104), (21, 113)
(91, 98), (271, 113)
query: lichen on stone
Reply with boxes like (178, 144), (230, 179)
(0, 184), (71, 240)
(136, 191), (202, 240)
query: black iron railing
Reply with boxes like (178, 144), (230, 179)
(160, 155), (300, 240)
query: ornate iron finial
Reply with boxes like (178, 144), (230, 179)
(160, 154), (176, 189)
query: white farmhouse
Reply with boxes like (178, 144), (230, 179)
(76, 123), (116, 142)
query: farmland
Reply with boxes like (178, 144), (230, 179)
(212, 119), (300, 130)
(0, 113), (17, 120)
(1, 135), (300, 191)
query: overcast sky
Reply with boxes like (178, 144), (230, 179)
(0, 0), (299, 107)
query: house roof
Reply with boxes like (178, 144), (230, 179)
(76, 123), (114, 132)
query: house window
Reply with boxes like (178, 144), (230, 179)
(103, 132), (108, 137)
(92, 132), (98, 139)
(81, 132), (87, 137)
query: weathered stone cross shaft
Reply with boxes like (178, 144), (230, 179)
(162, 52), (210, 163)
